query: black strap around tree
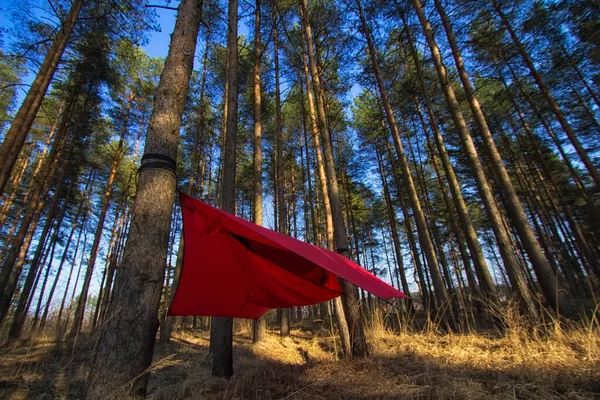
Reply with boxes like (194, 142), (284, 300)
(138, 153), (177, 176)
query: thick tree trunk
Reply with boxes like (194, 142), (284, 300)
(161, 9), (210, 344)
(0, 0), (83, 195)
(86, 1), (203, 397)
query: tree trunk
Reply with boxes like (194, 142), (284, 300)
(86, 1), (203, 397)
(0, 112), (71, 326)
(433, 0), (573, 318)
(299, 21), (349, 353)
(69, 92), (133, 338)
(503, 60), (600, 220)
(97, 203), (131, 328)
(358, 0), (456, 331)
(39, 172), (91, 330)
(273, 22), (290, 338)
(0, 141), (34, 228)
(384, 135), (432, 311)
(374, 143), (413, 311)
(9, 173), (73, 339)
(302, 0), (368, 355)
(210, 0), (237, 379)
(407, 0), (540, 319)
(161, 9), (210, 345)
(491, 0), (600, 187)
(251, 0), (267, 344)
(400, 13), (497, 308)
(56, 186), (91, 329)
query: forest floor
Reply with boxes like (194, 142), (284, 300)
(0, 320), (599, 399)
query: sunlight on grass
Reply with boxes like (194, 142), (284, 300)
(1, 318), (598, 399)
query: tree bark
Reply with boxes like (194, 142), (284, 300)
(161, 7), (210, 345)
(86, 0), (203, 397)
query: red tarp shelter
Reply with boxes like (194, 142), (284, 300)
(169, 192), (408, 319)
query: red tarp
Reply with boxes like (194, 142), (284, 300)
(168, 192), (408, 319)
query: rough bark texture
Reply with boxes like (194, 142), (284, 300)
(163, 24), (211, 343)
(210, 0), (237, 379)
(0, 0), (83, 196)
(85, 1), (203, 397)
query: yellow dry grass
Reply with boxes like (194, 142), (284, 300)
(0, 320), (598, 399)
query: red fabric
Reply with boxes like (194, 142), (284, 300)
(169, 192), (408, 319)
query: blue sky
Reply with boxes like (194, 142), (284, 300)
(0, 0), (255, 101)
(0, 0), (177, 100)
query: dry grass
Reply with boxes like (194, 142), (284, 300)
(0, 319), (598, 399)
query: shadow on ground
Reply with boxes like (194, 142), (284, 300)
(0, 326), (598, 400)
